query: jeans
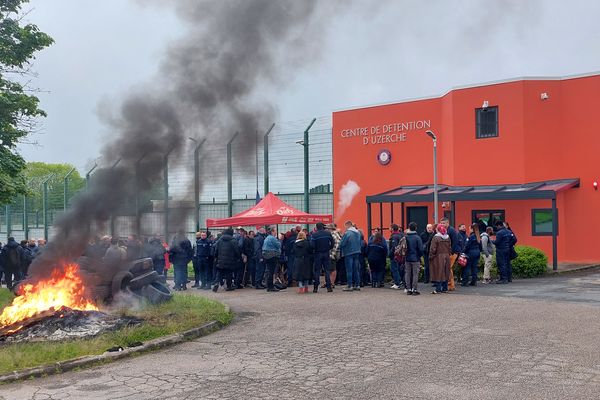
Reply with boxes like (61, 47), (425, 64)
(298, 280), (310, 288)
(335, 257), (346, 285)
(264, 257), (278, 289)
(496, 248), (509, 281)
(344, 254), (361, 287)
(246, 258), (256, 286)
(433, 280), (447, 292)
(314, 251), (332, 288)
(235, 261), (245, 287)
(462, 254), (480, 284)
(255, 259), (266, 287)
(173, 263), (188, 288)
(404, 261), (421, 291)
(390, 259), (401, 285)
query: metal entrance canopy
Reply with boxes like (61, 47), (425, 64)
(366, 178), (580, 270)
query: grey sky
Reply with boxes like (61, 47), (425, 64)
(17, 0), (600, 172)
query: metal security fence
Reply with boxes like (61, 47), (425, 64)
(0, 117), (334, 243)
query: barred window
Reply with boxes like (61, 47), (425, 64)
(475, 106), (499, 138)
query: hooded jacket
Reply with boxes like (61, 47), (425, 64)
(405, 231), (424, 262)
(214, 234), (242, 270)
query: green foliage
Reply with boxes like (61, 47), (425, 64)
(0, 292), (232, 374)
(0, 0), (54, 204)
(20, 162), (86, 210)
(511, 245), (548, 278)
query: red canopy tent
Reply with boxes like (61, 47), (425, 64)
(206, 192), (333, 228)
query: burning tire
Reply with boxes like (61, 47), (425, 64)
(128, 271), (158, 290)
(140, 282), (173, 304)
(125, 286), (144, 301)
(128, 258), (154, 275)
(111, 271), (133, 296)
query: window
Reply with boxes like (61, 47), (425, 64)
(471, 210), (505, 232)
(475, 106), (499, 138)
(532, 209), (557, 236)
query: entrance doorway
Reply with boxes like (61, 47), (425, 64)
(407, 206), (428, 234)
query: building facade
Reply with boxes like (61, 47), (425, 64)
(332, 72), (600, 265)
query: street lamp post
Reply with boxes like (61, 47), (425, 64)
(425, 130), (438, 223)
(189, 137), (206, 232)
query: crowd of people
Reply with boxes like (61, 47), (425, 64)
(0, 217), (517, 295)
(177, 217), (518, 295)
(0, 238), (46, 289)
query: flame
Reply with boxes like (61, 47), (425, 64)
(0, 263), (98, 332)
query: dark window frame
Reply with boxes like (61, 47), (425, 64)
(475, 106), (499, 139)
(471, 209), (505, 231)
(531, 208), (558, 236)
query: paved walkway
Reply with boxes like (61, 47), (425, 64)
(2, 272), (600, 399)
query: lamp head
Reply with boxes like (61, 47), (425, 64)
(425, 130), (436, 140)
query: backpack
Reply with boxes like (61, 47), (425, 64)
(393, 236), (407, 264)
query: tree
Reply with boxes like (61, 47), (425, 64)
(0, 0), (54, 204)
(19, 162), (86, 212)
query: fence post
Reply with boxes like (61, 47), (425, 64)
(5, 205), (11, 239)
(227, 132), (240, 217)
(303, 118), (316, 215)
(64, 167), (76, 211)
(164, 147), (175, 243)
(42, 174), (55, 241)
(135, 153), (148, 238)
(191, 138), (206, 232)
(109, 159), (121, 237)
(23, 195), (29, 240)
(85, 163), (97, 191)
(263, 123), (275, 196)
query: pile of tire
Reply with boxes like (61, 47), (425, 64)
(77, 256), (173, 305)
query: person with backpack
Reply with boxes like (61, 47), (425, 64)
(367, 232), (388, 288)
(429, 224), (452, 294)
(404, 222), (424, 295)
(388, 224), (405, 290)
(421, 224), (435, 283)
(480, 227), (495, 284)
(2, 237), (24, 289)
(462, 224), (482, 286)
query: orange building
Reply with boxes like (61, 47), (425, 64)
(332, 72), (600, 268)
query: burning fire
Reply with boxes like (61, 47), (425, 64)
(0, 263), (98, 332)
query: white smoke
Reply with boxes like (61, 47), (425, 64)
(337, 180), (361, 218)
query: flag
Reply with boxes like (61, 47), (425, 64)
(255, 190), (261, 204)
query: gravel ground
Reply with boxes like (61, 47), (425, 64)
(2, 272), (600, 400)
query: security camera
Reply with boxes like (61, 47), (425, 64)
(540, 92), (549, 100)
(482, 100), (489, 109)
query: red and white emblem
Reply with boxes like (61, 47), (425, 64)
(377, 149), (392, 165)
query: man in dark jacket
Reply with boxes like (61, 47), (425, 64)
(193, 231), (213, 290)
(143, 235), (167, 276)
(126, 235), (142, 261)
(404, 222), (424, 295)
(253, 228), (267, 289)
(243, 231), (256, 287)
(388, 224), (405, 289)
(493, 221), (516, 284)
(2, 237), (24, 289)
(20, 240), (33, 278)
(310, 222), (334, 293)
(213, 228), (241, 292)
(285, 226), (300, 286)
(457, 224), (468, 253)
(169, 232), (193, 291)
(420, 224), (434, 283)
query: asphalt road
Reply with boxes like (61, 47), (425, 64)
(2, 271), (600, 399)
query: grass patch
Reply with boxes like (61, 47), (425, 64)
(0, 289), (232, 374)
(0, 289), (14, 309)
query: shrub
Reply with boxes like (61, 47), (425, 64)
(510, 245), (548, 278)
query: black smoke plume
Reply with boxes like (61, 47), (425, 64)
(28, 0), (333, 280)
